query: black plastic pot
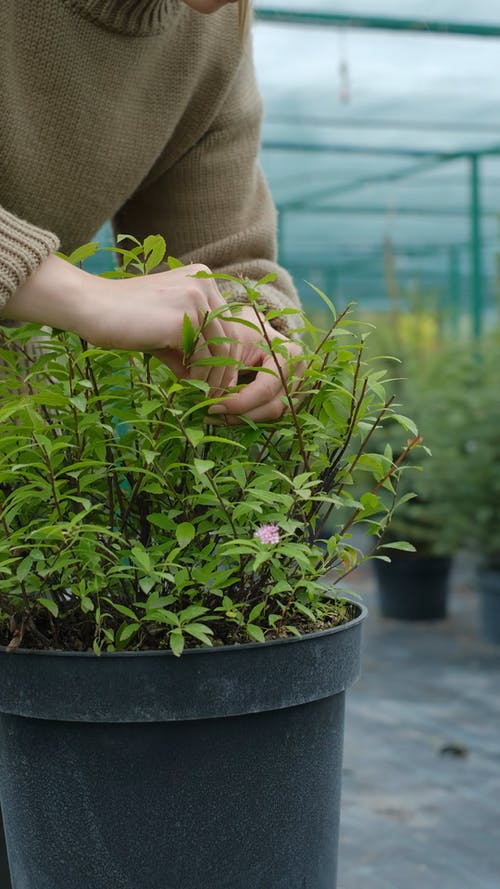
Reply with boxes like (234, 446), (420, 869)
(0, 814), (10, 889)
(478, 566), (500, 645)
(373, 555), (451, 620)
(0, 603), (365, 889)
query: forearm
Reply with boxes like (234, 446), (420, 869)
(0, 204), (60, 310)
(1, 254), (98, 337)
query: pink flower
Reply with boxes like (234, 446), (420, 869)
(254, 523), (280, 545)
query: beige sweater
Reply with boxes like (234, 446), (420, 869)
(0, 0), (299, 325)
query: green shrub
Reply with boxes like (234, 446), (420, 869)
(0, 239), (420, 654)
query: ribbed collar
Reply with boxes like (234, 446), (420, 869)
(61, 0), (180, 37)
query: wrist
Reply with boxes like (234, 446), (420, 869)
(1, 254), (103, 337)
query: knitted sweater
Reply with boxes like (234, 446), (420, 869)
(0, 0), (299, 324)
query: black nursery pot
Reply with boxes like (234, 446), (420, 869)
(478, 566), (500, 645)
(373, 555), (452, 620)
(0, 603), (365, 889)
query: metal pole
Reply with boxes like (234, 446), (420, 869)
(277, 207), (285, 263)
(254, 10), (500, 39)
(470, 155), (483, 338)
(447, 246), (461, 336)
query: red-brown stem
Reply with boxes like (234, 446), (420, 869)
(338, 434), (423, 539)
(250, 304), (310, 473)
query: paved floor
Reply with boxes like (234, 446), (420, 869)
(338, 558), (500, 889)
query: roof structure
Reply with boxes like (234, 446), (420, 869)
(253, 2), (500, 332)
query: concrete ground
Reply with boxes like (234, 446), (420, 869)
(338, 558), (500, 889)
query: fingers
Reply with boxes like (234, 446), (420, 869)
(207, 324), (304, 421)
(190, 312), (237, 395)
(211, 361), (281, 416)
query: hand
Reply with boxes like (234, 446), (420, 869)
(6, 257), (235, 395)
(89, 264), (236, 394)
(207, 305), (305, 423)
(6, 255), (304, 419)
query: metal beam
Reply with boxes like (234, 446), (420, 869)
(277, 157), (452, 211)
(447, 246), (461, 334)
(262, 140), (500, 160)
(262, 140), (456, 159)
(266, 114), (500, 135)
(276, 204), (498, 219)
(267, 144), (500, 211)
(254, 10), (500, 39)
(470, 155), (483, 337)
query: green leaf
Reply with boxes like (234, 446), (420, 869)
(247, 624), (266, 643)
(190, 356), (241, 367)
(256, 272), (277, 286)
(185, 427), (205, 448)
(69, 394), (87, 413)
(182, 314), (196, 357)
(142, 450), (158, 466)
(144, 235), (166, 273)
(231, 465), (247, 489)
(16, 557), (33, 583)
(193, 458), (215, 475)
(265, 308), (302, 323)
(176, 522), (195, 548)
(304, 280), (337, 318)
(294, 601), (316, 621)
(284, 625), (302, 638)
(39, 597), (59, 618)
(116, 233), (142, 246)
(139, 577), (157, 595)
(108, 602), (138, 620)
(183, 623), (214, 646)
(390, 413), (419, 437)
(359, 492), (383, 517)
(116, 623), (140, 646)
(66, 242), (98, 266)
(169, 629), (185, 657)
(248, 602), (265, 622)
(147, 513), (175, 532)
(180, 605), (209, 622)
(380, 541), (417, 552)
(269, 580), (292, 596)
(168, 256), (184, 269)
(131, 546), (152, 574)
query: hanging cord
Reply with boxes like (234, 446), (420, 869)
(338, 26), (351, 104)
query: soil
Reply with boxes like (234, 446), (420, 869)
(0, 600), (358, 653)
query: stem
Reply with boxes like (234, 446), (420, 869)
(250, 304), (310, 473)
(38, 444), (63, 521)
(119, 386), (178, 533)
(176, 416), (238, 538)
(315, 395), (396, 540)
(336, 434), (422, 541)
(82, 346), (116, 532)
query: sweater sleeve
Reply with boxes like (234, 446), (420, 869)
(0, 205), (60, 312)
(112, 47), (301, 335)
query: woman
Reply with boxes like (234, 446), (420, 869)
(0, 0), (302, 421)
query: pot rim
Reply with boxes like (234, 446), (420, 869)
(0, 598), (367, 659)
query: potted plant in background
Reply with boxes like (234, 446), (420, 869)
(439, 336), (500, 643)
(0, 238), (420, 889)
(360, 309), (467, 620)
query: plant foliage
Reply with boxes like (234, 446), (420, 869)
(0, 238), (421, 654)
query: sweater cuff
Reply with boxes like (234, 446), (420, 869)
(219, 279), (302, 336)
(0, 206), (60, 311)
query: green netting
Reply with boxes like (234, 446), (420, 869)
(91, 3), (500, 335)
(253, 1), (500, 332)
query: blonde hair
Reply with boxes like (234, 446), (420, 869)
(239, 0), (250, 37)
